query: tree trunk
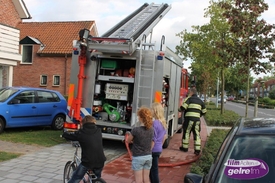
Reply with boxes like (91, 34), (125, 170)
(245, 40), (251, 118)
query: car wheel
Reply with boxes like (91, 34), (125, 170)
(0, 118), (5, 134)
(52, 114), (65, 130)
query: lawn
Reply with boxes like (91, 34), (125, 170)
(0, 151), (21, 162)
(0, 126), (67, 162)
(0, 126), (66, 147)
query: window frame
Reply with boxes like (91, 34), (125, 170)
(40, 75), (47, 86)
(21, 45), (33, 64)
(53, 75), (60, 86)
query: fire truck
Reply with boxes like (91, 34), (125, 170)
(64, 3), (189, 146)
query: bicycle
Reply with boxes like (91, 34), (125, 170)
(63, 141), (106, 183)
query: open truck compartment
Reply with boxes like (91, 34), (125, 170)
(94, 58), (136, 128)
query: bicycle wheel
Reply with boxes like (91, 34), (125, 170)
(63, 161), (76, 183)
(92, 177), (106, 183)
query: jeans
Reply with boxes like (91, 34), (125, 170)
(68, 163), (103, 183)
(150, 152), (161, 183)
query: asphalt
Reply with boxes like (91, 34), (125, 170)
(0, 117), (222, 183)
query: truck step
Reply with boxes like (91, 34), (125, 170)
(140, 64), (154, 67)
(137, 97), (150, 99)
(139, 74), (152, 78)
(141, 68), (153, 71)
(138, 86), (152, 89)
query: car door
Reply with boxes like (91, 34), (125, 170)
(7, 90), (37, 127)
(36, 90), (59, 125)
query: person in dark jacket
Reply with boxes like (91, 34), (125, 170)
(62, 115), (106, 183)
(178, 87), (207, 155)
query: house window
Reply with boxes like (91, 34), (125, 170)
(53, 75), (60, 86)
(21, 45), (33, 64)
(40, 75), (47, 86)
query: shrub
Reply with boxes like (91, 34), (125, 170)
(269, 88), (275, 99)
(190, 129), (229, 175)
(205, 104), (220, 111)
(262, 97), (271, 103)
(268, 100), (275, 106)
(207, 102), (216, 106)
(204, 110), (239, 126)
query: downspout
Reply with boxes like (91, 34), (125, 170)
(64, 54), (67, 95)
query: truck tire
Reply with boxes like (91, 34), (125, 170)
(178, 116), (182, 124)
(177, 128), (183, 133)
(0, 118), (4, 134)
(162, 136), (170, 149)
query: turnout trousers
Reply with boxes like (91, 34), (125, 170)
(181, 119), (201, 152)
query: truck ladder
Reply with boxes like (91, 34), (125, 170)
(88, 3), (171, 54)
(135, 44), (156, 111)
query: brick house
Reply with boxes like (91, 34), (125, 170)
(0, 0), (31, 87)
(250, 78), (275, 98)
(15, 21), (98, 95)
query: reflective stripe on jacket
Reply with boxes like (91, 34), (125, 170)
(182, 94), (206, 121)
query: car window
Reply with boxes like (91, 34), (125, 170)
(37, 91), (60, 103)
(215, 135), (275, 183)
(0, 88), (18, 102)
(13, 90), (35, 104)
(52, 92), (61, 102)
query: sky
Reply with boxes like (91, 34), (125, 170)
(23, 0), (275, 78)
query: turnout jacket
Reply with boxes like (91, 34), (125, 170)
(180, 94), (207, 121)
(62, 123), (106, 169)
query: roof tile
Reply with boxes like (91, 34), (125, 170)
(17, 21), (97, 54)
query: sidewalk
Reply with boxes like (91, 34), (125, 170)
(101, 118), (208, 183)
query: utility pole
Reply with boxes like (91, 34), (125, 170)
(216, 76), (219, 108)
(245, 39), (250, 118)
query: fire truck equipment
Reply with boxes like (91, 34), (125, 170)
(103, 103), (120, 122)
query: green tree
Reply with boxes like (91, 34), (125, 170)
(225, 64), (252, 98)
(176, 25), (218, 102)
(176, 0), (232, 114)
(219, 0), (275, 117)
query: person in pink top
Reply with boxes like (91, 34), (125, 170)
(150, 102), (167, 183)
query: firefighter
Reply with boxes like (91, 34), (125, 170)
(178, 87), (207, 155)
